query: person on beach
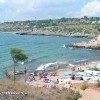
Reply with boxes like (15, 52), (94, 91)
(38, 66), (45, 79)
(71, 74), (75, 80)
(79, 67), (84, 72)
(32, 76), (36, 81)
(43, 66), (45, 72)
(80, 76), (83, 80)
(55, 79), (59, 84)
(39, 73), (42, 80)
(71, 66), (76, 71)
(34, 71), (38, 76)
(76, 67), (84, 72)
(43, 78), (49, 83)
(24, 67), (27, 74)
(76, 68), (80, 72)
(79, 67), (82, 72)
(38, 71), (45, 80)
(29, 75), (36, 81)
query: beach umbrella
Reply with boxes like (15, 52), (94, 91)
(78, 72), (89, 76)
(77, 72), (84, 76)
(63, 72), (69, 76)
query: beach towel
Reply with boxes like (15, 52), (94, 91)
(63, 72), (70, 77)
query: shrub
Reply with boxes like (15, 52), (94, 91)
(96, 80), (100, 87)
(74, 91), (82, 100)
(81, 83), (88, 90)
(0, 80), (82, 100)
(98, 28), (100, 31)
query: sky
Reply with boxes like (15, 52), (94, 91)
(0, 0), (100, 22)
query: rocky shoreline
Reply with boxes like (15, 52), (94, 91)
(0, 30), (97, 38)
(66, 35), (100, 50)
(15, 31), (96, 38)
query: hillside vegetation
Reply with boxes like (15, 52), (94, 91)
(0, 80), (82, 100)
(0, 16), (100, 36)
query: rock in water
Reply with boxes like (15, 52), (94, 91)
(66, 35), (100, 50)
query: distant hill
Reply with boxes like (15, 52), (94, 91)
(0, 16), (100, 37)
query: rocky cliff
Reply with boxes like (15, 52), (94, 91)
(66, 35), (100, 50)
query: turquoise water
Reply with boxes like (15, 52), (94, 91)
(0, 33), (100, 79)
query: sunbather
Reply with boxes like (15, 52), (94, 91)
(55, 79), (59, 84)
(43, 78), (49, 83)
(71, 74), (75, 80)
(71, 66), (76, 71)
(79, 67), (84, 72)
(34, 71), (38, 76)
(29, 75), (36, 82)
(38, 71), (48, 79)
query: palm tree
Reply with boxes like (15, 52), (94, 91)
(10, 48), (28, 83)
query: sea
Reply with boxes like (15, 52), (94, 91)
(0, 33), (100, 79)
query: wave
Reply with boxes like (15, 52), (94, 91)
(62, 44), (73, 49)
(75, 59), (88, 62)
(20, 62), (24, 65)
(62, 44), (66, 48)
(36, 61), (66, 71)
(73, 59), (88, 64)
(68, 47), (73, 49)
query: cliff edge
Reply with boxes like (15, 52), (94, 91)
(66, 35), (100, 50)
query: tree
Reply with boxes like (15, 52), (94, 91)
(60, 17), (67, 22)
(98, 28), (100, 31)
(10, 48), (28, 83)
(83, 16), (88, 21)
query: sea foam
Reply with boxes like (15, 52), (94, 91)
(36, 61), (66, 71)
(62, 44), (66, 48)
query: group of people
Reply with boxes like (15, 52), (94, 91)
(70, 73), (83, 80)
(28, 66), (46, 81)
(70, 66), (84, 80)
(28, 66), (59, 84)
(43, 78), (59, 84)
(77, 67), (84, 72)
(29, 74), (36, 82)
(71, 66), (84, 72)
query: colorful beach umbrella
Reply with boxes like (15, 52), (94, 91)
(77, 72), (88, 76)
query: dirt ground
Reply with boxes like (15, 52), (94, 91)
(79, 88), (100, 100)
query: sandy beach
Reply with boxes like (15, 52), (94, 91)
(5, 60), (100, 100)
(12, 60), (97, 79)
(20, 60), (100, 85)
